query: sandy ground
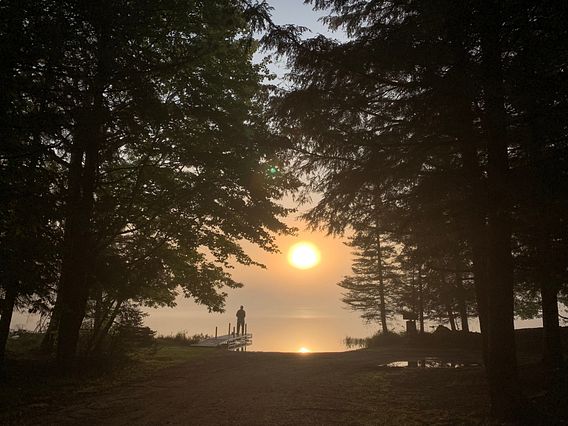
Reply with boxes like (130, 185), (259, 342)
(30, 348), (491, 426)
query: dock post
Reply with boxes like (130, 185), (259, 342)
(228, 323), (231, 336)
(245, 323), (247, 334)
(232, 326), (235, 337)
(215, 326), (218, 339)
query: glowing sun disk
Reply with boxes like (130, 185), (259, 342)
(288, 242), (321, 270)
(298, 347), (311, 353)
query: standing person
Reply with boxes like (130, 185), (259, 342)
(236, 306), (246, 335)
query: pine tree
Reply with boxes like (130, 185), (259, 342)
(339, 221), (400, 333)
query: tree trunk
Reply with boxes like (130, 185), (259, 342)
(40, 296), (60, 353)
(55, 133), (95, 368)
(0, 285), (17, 370)
(447, 10), (489, 360)
(92, 287), (104, 340)
(518, 1), (565, 383)
(56, 109), (102, 368)
(412, 268), (425, 333)
(375, 222), (388, 334)
(528, 108), (564, 379)
(471, 240), (490, 364)
(56, 14), (107, 368)
(91, 299), (123, 354)
(456, 284), (469, 333)
(446, 305), (457, 331)
(87, 291), (111, 352)
(56, 256), (92, 367)
(480, 1), (521, 419)
(454, 259), (470, 333)
(56, 140), (99, 366)
(418, 270), (425, 333)
(541, 279), (563, 372)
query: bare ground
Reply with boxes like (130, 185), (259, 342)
(20, 348), (496, 426)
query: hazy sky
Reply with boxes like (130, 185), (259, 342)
(138, 0), (540, 351)
(11, 0), (541, 352)
(269, 0), (328, 28)
(11, 0), (374, 353)
(141, 0), (377, 352)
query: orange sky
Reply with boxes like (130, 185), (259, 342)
(143, 212), (381, 352)
(9, 0), (542, 353)
(11, 1), (378, 353)
(141, 1), (377, 352)
(142, 0), (541, 350)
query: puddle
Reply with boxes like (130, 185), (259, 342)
(379, 358), (481, 368)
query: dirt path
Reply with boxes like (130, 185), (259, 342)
(39, 349), (488, 425)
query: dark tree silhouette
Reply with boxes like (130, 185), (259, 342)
(0, 0), (63, 370)
(2, 0), (298, 371)
(338, 219), (400, 333)
(266, 0), (568, 420)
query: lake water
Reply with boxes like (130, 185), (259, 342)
(12, 300), (544, 354)
(142, 300), (378, 353)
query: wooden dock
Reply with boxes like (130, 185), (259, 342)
(192, 333), (253, 350)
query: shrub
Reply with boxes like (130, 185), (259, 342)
(157, 331), (210, 345)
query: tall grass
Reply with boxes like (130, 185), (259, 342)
(344, 330), (483, 350)
(343, 336), (369, 349)
(156, 331), (210, 345)
(344, 332), (404, 349)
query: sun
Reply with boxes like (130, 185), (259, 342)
(298, 347), (311, 353)
(288, 242), (321, 270)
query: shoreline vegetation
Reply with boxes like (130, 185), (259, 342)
(2, 327), (567, 424)
(345, 326), (568, 353)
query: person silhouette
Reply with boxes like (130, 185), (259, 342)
(236, 306), (246, 335)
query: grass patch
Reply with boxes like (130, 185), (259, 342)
(155, 331), (210, 345)
(130, 340), (215, 369)
(4, 331), (44, 356)
(1, 335), (216, 424)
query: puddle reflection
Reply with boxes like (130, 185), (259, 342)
(380, 358), (481, 368)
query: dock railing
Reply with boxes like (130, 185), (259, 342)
(226, 333), (253, 350)
(191, 323), (252, 350)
